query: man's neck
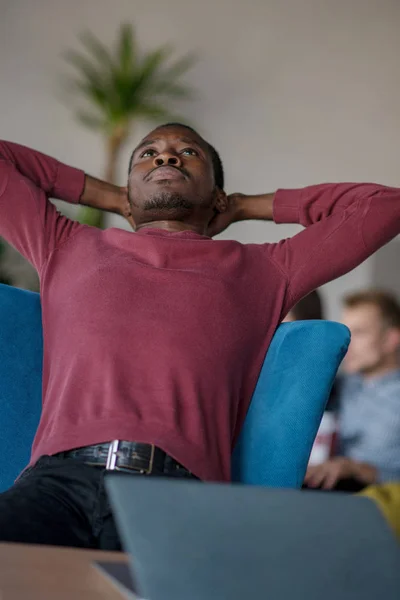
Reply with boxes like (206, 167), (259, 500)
(135, 220), (208, 235)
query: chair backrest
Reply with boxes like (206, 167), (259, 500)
(0, 284), (43, 492)
(0, 284), (350, 492)
(231, 320), (350, 487)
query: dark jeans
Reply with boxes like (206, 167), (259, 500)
(0, 454), (193, 551)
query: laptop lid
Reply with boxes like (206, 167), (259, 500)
(106, 475), (400, 600)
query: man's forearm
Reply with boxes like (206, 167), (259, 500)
(80, 175), (126, 215)
(235, 193), (275, 221)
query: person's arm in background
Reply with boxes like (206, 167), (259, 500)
(304, 457), (378, 490)
(0, 140), (131, 271)
(304, 450), (400, 490)
(209, 183), (400, 319)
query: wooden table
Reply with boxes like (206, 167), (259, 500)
(0, 543), (130, 600)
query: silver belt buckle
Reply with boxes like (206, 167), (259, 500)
(106, 440), (120, 470)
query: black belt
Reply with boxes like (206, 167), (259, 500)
(57, 440), (196, 478)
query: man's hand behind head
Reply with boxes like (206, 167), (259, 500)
(119, 186), (135, 230)
(207, 193), (244, 237)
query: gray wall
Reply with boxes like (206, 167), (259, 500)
(1, 0), (399, 317)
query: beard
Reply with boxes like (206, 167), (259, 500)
(143, 191), (193, 212)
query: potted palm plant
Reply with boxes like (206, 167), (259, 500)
(63, 24), (195, 227)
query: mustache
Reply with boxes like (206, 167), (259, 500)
(144, 165), (189, 181)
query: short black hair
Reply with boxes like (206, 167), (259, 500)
(128, 122), (224, 189)
(344, 289), (400, 329)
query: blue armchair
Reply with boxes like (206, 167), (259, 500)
(0, 284), (350, 492)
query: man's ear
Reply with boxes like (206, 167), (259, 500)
(214, 188), (228, 213)
(384, 327), (400, 354)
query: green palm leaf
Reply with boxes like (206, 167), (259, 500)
(76, 110), (106, 130)
(118, 23), (136, 73)
(78, 31), (116, 72)
(63, 50), (104, 89)
(159, 53), (197, 83)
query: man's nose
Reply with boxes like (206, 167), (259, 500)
(153, 152), (182, 168)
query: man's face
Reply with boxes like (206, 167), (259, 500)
(341, 304), (393, 375)
(128, 125), (218, 227)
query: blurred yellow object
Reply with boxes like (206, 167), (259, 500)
(360, 483), (400, 540)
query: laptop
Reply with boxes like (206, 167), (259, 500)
(100, 475), (400, 600)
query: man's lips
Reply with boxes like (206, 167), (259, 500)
(146, 166), (187, 182)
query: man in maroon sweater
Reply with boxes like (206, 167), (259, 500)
(0, 122), (399, 550)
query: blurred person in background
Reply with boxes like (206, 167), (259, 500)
(305, 290), (400, 491)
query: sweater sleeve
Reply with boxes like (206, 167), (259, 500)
(0, 140), (86, 272)
(265, 183), (400, 317)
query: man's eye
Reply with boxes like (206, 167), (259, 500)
(181, 148), (198, 156)
(141, 149), (156, 158)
